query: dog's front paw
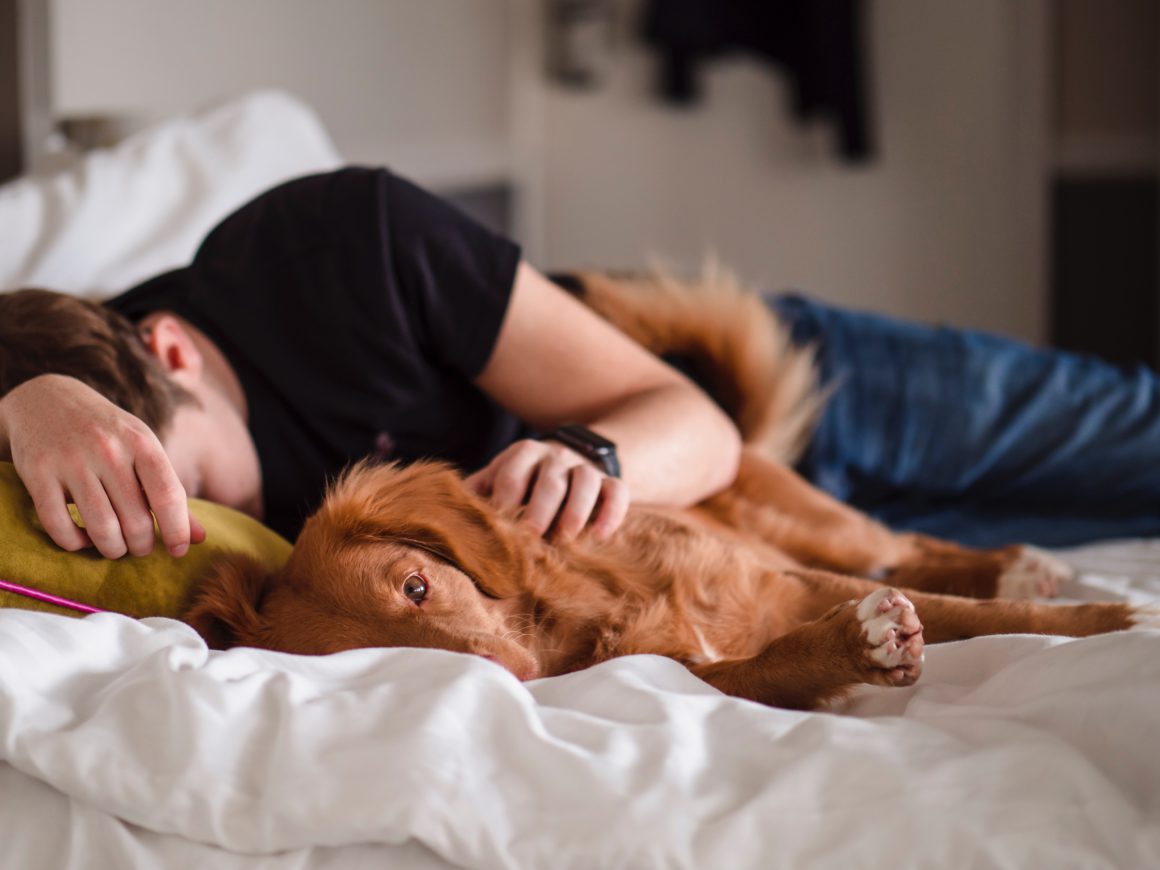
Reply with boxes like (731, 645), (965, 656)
(854, 587), (924, 687)
(998, 545), (1074, 599)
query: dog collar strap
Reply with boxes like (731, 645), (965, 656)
(0, 578), (106, 614)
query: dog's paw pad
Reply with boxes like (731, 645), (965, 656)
(855, 587), (924, 686)
(998, 546), (1074, 599)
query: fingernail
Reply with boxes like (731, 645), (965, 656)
(169, 543), (189, 558)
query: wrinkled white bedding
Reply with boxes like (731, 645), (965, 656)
(1, 542), (1158, 870)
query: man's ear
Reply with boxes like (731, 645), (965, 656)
(183, 554), (272, 650)
(141, 313), (204, 385)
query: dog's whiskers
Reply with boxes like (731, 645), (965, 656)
(500, 627), (536, 644)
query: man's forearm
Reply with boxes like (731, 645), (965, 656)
(587, 382), (741, 507)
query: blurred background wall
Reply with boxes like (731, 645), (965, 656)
(13, 0), (1159, 349)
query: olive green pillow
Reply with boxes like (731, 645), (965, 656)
(0, 461), (291, 619)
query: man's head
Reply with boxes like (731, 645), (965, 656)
(0, 288), (193, 433)
(0, 288), (262, 517)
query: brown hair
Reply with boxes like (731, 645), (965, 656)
(0, 288), (193, 433)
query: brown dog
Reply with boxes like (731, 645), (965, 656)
(184, 272), (1149, 711)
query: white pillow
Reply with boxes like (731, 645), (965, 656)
(0, 90), (343, 296)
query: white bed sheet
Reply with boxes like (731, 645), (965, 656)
(1, 542), (1158, 870)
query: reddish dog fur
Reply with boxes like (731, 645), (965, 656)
(185, 271), (1145, 711)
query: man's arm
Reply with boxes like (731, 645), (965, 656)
(469, 262), (742, 541)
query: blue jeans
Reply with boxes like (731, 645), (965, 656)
(770, 294), (1160, 548)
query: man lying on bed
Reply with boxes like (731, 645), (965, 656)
(0, 167), (1158, 561)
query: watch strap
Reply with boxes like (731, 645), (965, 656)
(544, 424), (621, 478)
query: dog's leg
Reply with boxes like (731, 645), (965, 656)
(696, 452), (913, 572)
(881, 538), (1073, 600)
(696, 565), (1142, 710)
(695, 573), (1144, 710)
(892, 589), (1139, 643)
(690, 587), (925, 710)
(698, 452), (1073, 599)
(784, 568), (1140, 643)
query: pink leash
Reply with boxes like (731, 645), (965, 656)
(0, 578), (106, 615)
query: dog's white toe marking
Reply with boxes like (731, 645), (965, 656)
(856, 587), (924, 669)
(1130, 604), (1160, 631)
(998, 546), (1074, 599)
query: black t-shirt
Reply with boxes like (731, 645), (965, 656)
(107, 168), (524, 540)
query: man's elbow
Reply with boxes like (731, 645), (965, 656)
(705, 410), (743, 496)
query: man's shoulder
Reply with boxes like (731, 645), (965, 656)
(194, 167), (389, 259)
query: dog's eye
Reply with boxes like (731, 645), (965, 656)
(402, 572), (428, 603)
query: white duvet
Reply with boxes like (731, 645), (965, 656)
(1, 542), (1159, 870)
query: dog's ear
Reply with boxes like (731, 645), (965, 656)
(183, 553), (273, 650)
(322, 460), (526, 599)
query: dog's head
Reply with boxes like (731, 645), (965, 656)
(183, 460), (542, 680)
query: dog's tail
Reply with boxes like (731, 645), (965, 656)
(570, 265), (825, 466)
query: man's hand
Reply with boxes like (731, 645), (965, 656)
(465, 438), (629, 543)
(0, 375), (206, 559)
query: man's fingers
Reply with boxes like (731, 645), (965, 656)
(463, 467), (492, 497)
(189, 512), (207, 545)
(490, 445), (543, 511)
(135, 448), (192, 556)
(476, 441), (631, 542)
(591, 477), (630, 542)
(551, 464), (603, 543)
(522, 458), (573, 535)
(27, 480), (92, 552)
(69, 473), (127, 559)
(103, 472), (157, 558)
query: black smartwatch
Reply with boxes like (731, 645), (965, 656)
(545, 424), (621, 478)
